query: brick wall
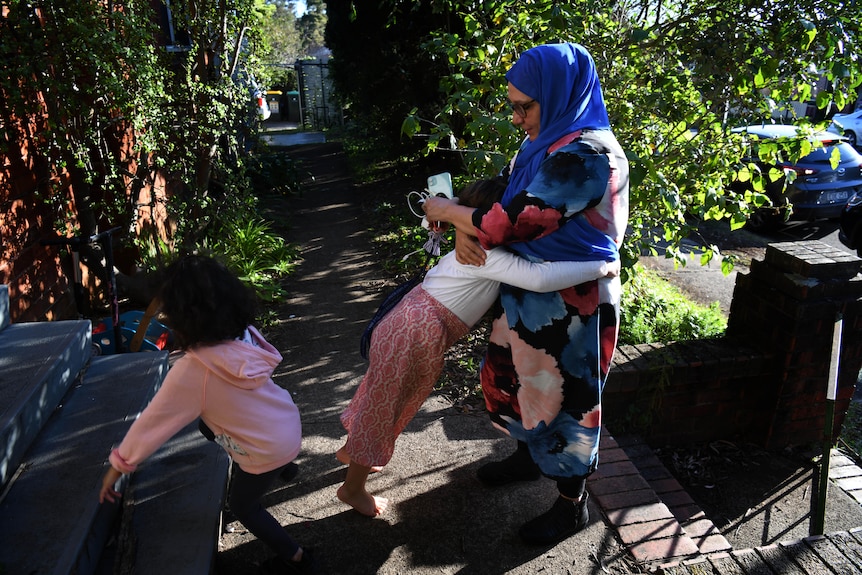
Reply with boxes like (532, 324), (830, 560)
(605, 240), (862, 450)
(0, 119), (78, 322)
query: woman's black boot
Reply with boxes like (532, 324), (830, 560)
(518, 493), (590, 545)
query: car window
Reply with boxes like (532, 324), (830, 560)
(799, 142), (859, 164)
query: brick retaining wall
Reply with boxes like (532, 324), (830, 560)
(605, 240), (862, 449)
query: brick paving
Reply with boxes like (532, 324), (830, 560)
(589, 428), (862, 573)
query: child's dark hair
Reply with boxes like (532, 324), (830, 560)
(158, 255), (256, 349)
(457, 176), (507, 211)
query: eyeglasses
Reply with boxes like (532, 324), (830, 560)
(510, 99), (536, 118)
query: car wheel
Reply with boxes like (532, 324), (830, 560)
(846, 130), (857, 148)
(745, 207), (782, 232)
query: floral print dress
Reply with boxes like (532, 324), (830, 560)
(474, 129), (628, 480)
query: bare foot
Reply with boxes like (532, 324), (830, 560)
(337, 484), (389, 517)
(336, 446), (383, 473)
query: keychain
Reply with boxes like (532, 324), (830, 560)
(404, 172), (454, 261)
(422, 223), (446, 256)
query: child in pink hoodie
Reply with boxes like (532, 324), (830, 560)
(99, 255), (314, 574)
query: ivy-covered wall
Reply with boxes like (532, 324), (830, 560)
(0, 137), (77, 321)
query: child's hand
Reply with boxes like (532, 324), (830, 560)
(455, 229), (486, 266)
(605, 260), (621, 278)
(99, 467), (123, 504)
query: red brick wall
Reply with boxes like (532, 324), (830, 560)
(728, 242), (862, 448)
(1, 109), (78, 322)
(605, 241), (862, 450)
(604, 339), (776, 445)
(0, 110), (158, 322)
(1, 1), (172, 323)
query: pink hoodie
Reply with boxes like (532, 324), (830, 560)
(110, 326), (302, 475)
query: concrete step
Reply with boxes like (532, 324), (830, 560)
(0, 352), (168, 575)
(0, 317), (92, 489)
(109, 420), (230, 574)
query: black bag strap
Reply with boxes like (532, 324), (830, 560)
(359, 252), (435, 360)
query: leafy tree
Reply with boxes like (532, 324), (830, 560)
(261, 0), (303, 87)
(298, 0), (328, 55)
(329, 0), (861, 270)
(325, 0), (454, 150)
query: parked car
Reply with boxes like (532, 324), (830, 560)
(253, 87), (271, 121)
(839, 192), (862, 256)
(731, 124), (862, 230)
(828, 108), (862, 148)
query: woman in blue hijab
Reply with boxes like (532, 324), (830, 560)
(423, 42), (629, 546)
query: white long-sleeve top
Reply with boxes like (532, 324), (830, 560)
(422, 248), (611, 327)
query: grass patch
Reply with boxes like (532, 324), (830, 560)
(208, 217), (300, 303)
(620, 264), (727, 345)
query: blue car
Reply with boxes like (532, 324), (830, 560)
(839, 192), (862, 256)
(731, 125), (862, 230)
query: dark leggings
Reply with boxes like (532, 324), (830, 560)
(228, 464), (300, 561)
(514, 440), (587, 500)
(557, 475), (587, 500)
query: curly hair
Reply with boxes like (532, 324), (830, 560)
(158, 255), (257, 349)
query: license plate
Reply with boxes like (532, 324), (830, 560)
(824, 191), (850, 203)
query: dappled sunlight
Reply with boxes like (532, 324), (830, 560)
(0, 320), (91, 485)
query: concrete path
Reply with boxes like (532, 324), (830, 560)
(214, 141), (636, 574)
(213, 139), (862, 575)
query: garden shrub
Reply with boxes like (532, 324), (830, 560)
(620, 265), (727, 345)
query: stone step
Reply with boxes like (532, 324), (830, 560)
(0, 352), (168, 575)
(109, 420), (230, 574)
(0, 317), (92, 490)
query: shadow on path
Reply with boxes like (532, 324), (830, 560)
(214, 142), (635, 575)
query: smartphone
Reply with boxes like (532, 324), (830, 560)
(427, 172), (453, 199)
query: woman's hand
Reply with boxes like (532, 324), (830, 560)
(421, 196), (457, 223)
(454, 228), (486, 266)
(605, 260), (621, 278)
(99, 467), (123, 504)
(422, 196), (478, 235)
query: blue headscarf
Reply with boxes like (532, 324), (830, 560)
(503, 43), (610, 205)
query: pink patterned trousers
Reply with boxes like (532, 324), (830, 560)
(340, 286), (469, 467)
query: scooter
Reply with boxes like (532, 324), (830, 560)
(40, 227), (171, 355)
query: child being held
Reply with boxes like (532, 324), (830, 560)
(336, 177), (619, 516)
